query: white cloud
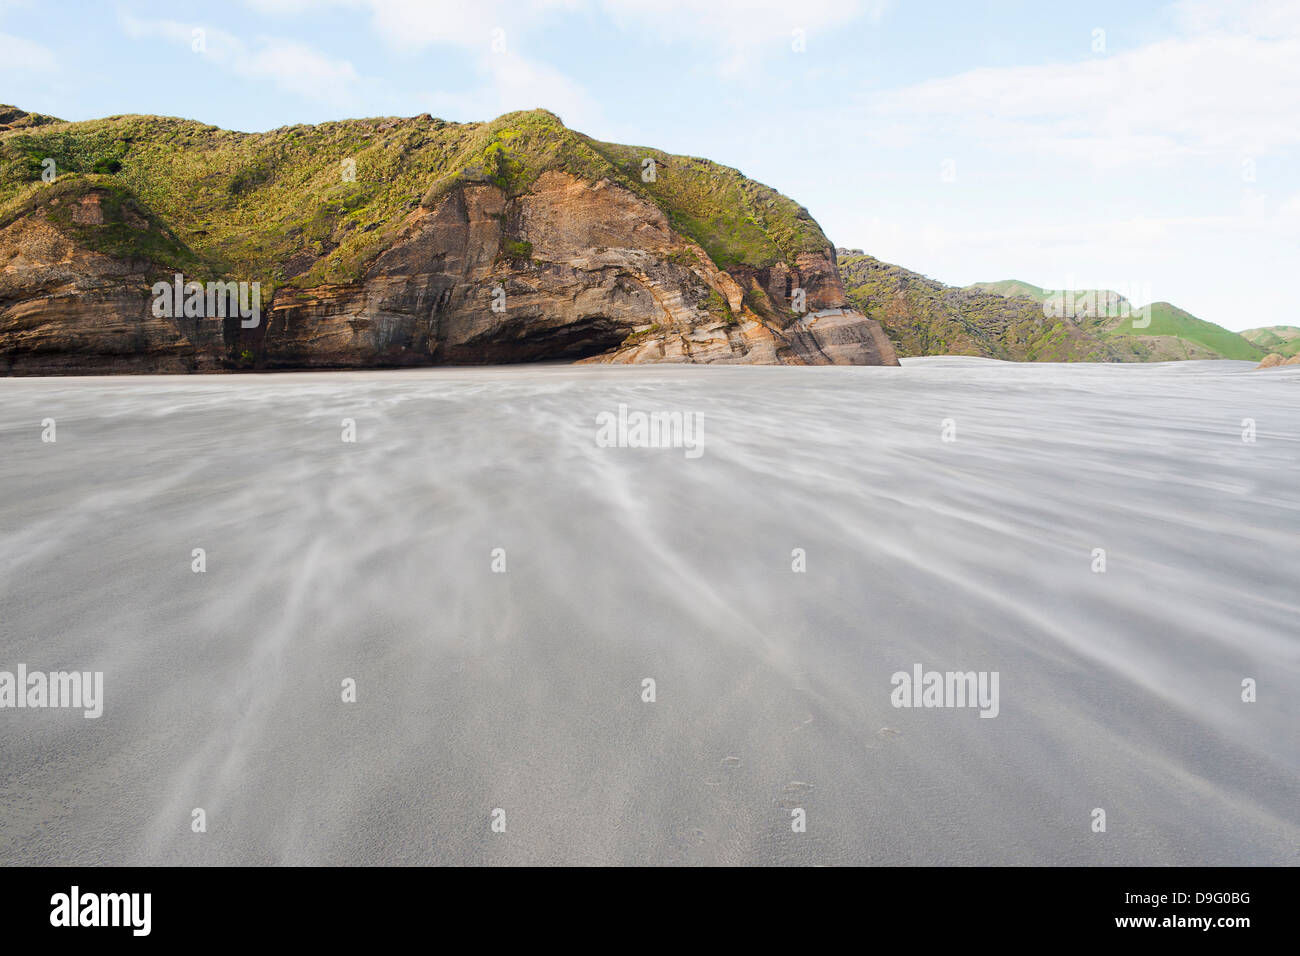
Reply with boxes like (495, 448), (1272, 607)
(235, 39), (361, 102)
(0, 30), (55, 73)
(1171, 0), (1300, 37)
(230, 0), (889, 129)
(597, 0), (883, 76)
(242, 0), (580, 55)
(244, 0), (884, 90)
(358, 0), (580, 55)
(241, 0), (595, 122)
(119, 13), (362, 107)
(419, 52), (602, 129)
(244, 0), (880, 59)
(859, 6), (1300, 166)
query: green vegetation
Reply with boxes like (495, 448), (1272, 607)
(585, 141), (825, 269)
(0, 104), (63, 132)
(500, 237), (533, 261)
(1240, 325), (1300, 357)
(620, 324), (662, 346)
(910, 271), (1265, 362)
(1104, 303), (1263, 360)
(1, 175), (207, 277)
(2, 104), (1262, 368)
(966, 279), (1132, 315)
(966, 279), (1051, 300)
(704, 288), (735, 325)
(0, 111), (458, 284)
(0, 107), (833, 290)
(839, 253), (1128, 361)
(742, 284), (770, 312)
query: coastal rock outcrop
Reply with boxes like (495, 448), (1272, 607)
(0, 107), (897, 373)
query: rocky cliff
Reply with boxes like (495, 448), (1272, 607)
(0, 107), (896, 373)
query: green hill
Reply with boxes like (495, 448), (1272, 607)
(967, 279), (1049, 300)
(846, 262), (1266, 362)
(968, 280), (1130, 320)
(840, 255), (1135, 362)
(1106, 302), (1263, 361)
(0, 105), (60, 132)
(1240, 325), (1300, 357)
(0, 106), (828, 291)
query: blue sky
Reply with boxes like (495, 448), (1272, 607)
(3, 0), (1297, 330)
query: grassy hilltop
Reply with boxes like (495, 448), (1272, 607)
(0, 106), (828, 291)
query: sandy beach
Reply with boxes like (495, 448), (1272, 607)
(0, 357), (1296, 865)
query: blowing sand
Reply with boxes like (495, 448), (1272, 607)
(0, 357), (1296, 865)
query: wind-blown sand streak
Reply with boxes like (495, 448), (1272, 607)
(0, 358), (1296, 865)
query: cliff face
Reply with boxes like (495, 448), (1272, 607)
(0, 108), (897, 373)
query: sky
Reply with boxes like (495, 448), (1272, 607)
(2, 0), (1297, 331)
